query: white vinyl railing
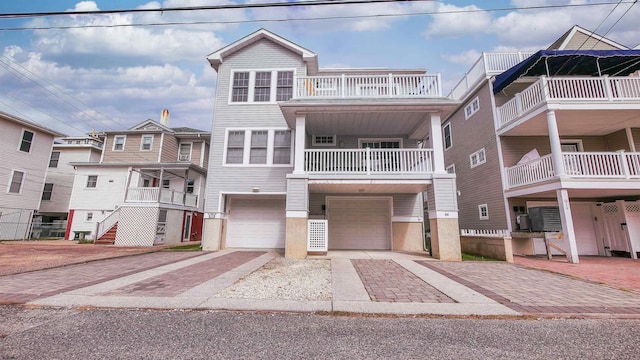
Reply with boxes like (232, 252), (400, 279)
(305, 148), (434, 174)
(497, 76), (640, 128)
(296, 73), (442, 99)
(449, 52), (535, 100)
(96, 208), (120, 239)
(505, 154), (554, 188)
(460, 229), (510, 237)
(505, 151), (640, 188)
(126, 187), (198, 207)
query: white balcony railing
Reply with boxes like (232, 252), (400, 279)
(295, 74), (442, 99)
(449, 52), (535, 100)
(126, 187), (198, 207)
(95, 208), (120, 239)
(305, 148), (434, 174)
(505, 151), (640, 189)
(497, 76), (640, 128)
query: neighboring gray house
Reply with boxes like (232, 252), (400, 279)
(202, 29), (462, 260)
(445, 25), (640, 263)
(0, 111), (65, 240)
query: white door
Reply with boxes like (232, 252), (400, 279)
(327, 197), (391, 250)
(226, 197), (286, 249)
(572, 203), (599, 255)
(599, 203), (630, 253)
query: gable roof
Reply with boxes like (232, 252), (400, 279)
(207, 28), (317, 71)
(548, 25), (629, 50)
(0, 110), (66, 137)
(128, 119), (174, 132)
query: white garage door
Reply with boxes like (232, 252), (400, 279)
(226, 197), (286, 249)
(328, 197), (391, 250)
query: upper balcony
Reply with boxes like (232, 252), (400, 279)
(497, 76), (640, 131)
(294, 73), (442, 99)
(449, 52), (536, 100)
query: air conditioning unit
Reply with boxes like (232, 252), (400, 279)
(516, 214), (530, 231)
(528, 206), (562, 232)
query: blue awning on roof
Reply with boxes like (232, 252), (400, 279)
(493, 50), (640, 94)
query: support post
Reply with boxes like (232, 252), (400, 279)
(556, 189), (579, 263)
(547, 110), (565, 177)
(294, 116), (306, 174)
(430, 113), (445, 174)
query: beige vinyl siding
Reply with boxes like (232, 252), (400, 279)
(205, 39), (306, 212)
(634, 129), (640, 150)
(443, 82), (507, 230)
(189, 142), (202, 165)
(102, 134), (161, 163)
(605, 130), (631, 151)
(309, 193), (422, 218)
(160, 135), (179, 162)
(562, 32), (620, 50)
(501, 135), (612, 167)
(202, 143), (210, 169)
(0, 120), (54, 211)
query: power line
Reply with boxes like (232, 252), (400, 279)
(0, 0), (429, 18)
(0, 1), (634, 31)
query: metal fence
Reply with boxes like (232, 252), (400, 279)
(0, 208), (34, 240)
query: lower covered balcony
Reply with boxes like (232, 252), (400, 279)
(505, 151), (640, 190)
(125, 187), (198, 207)
(304, 148), (434, 175)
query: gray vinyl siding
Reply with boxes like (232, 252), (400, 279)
(307, 135), (419, 150)
(286, 178), (308, 211)
(205, 39), (306, 212)
(443, 82), (507, 230)
(309, 193), (422, 218)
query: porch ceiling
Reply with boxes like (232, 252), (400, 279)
(308, 179), (428, 194)
(508, 187), (640, 200)
(500, 108), (640, 136)
(304, 111), (428, 138)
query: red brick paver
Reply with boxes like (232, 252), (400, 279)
(105, 251), (265, 297)
(418, 261), (640, 315)
(0, 252), (204, 305)
(351, 259), (454, 303)
(514, 256), (640, 294)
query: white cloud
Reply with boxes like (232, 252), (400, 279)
(422, 3), (492, 39)
(442, 49), (481, 66)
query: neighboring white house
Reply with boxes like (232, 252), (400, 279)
(0, 111), (65, 240)
(34, 136), (103, 238)
(202, 29), (462, 260)
(445, 25), (640, 262)
(66, 112), (210, 246)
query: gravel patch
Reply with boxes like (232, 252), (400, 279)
(216, 258), (332, 301)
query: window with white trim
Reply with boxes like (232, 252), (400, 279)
(162, 179), (170, 189)
(113, 135), (126, 151)
(86, 212), (93, 221)
(312, 135), (336, 146)
(19, 130), (34, 153)
(140, 135), (153, 151)
(465, 96), (480, 119)
(230, 70), (294, 103)
(446, 164), (455, 174)
(179, 143), (192, 161)
(8, 170), (24, 194)
(224, 129), (292, 166)
(443, 123), (452, 150)
(42, 183), (53, 201)
(49, 151), (60, 168)
(478, 204), (489, 220)
(86, 175), (98, 188)
(470, 148), (486, 168)
(186, 179), (195, 194)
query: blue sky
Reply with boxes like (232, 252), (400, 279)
(0, 0), (638, 135)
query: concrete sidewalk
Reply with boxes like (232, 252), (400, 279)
(2, 249), (639, 317)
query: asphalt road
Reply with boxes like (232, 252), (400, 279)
(1, 306), (639, 359)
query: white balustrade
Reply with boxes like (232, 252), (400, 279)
(506, 152), (640, 189)
(127, 187), (197, 206)
(304, 148), (434, 174)
(184, 194), (198, 207)
(296, 74), (441, 99)
(460, 229), (510, 237)
(126, 187), (159, 202)
(497, 76), (640, 129)
(96, 209), (120, 239)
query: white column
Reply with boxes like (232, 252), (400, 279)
(293, 115), (306, 174)
(547, 110), (565, 177)
(626, 127), (636, 152)
(430, 113), (445, 173)
(556, 189), (579, 264)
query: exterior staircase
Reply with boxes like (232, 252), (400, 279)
(95, 222), (117, 245)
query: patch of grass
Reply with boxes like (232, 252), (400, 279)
(462, 253), (498, 261)
(164, 243), (201, 251)
(78, 238), (94, 244)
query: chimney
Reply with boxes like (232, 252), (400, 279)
(160, 109), (170, 126)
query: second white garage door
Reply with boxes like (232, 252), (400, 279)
(226, 197), (286, 249)
(327, 197), (391, 250)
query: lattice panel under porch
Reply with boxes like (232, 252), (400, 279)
(602, 204), (619, 214)
(307, 220), (328, 252)
(115, 206), (158, 246)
